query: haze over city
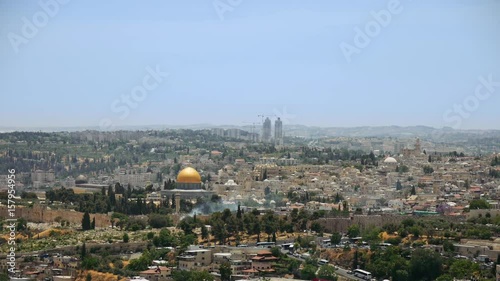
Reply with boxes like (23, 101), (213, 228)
(1, 0), (500, 129)
(3, 2), (500, 281)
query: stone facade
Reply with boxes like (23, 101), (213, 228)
(0, 205), (111, 228)
(318, 214), (464, 233)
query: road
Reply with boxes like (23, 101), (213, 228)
(279, 249), (365, 281)
(219, 243), (368, 280)
(334, 266), (365, 281)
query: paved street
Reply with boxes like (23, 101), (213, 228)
(277, 248), (365, 281)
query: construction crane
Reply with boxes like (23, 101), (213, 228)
(242, 121), (260, 142)
(242, 121), (259, 135)
(257, 114), (276, 123)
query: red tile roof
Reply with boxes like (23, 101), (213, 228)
(140, 266), (170, 275)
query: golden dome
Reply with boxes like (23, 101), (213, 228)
(177, 167), (201, 183)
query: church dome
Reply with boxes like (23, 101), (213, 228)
(177, 167), (201, 183)
(384, 157), (398, 163)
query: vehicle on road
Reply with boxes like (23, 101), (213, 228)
(318, 259), (329, 266)
(256, 242), (275, 248)
(353, 269), (372, 280)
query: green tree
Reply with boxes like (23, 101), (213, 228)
(317, 265), (337, 281)
(112, 212), (128, 222)
(82, 211), (91, 231)
(352, 249), (359, 270)
(21, 191), (38, 200)
(443, 240), (455, 252)
(401, 218), (415, 228)
(270, 246), (281, 258)
(81, 256), (100, 270)
(436, 275), (453, 281)
(393, 269), (409, 281)
(311, 221), (323, 234)
(153, 229), (174, 247)
(80, 242), (87, 260)
(123, 233), (129, 243)
(423, 165), (434, 174)
(334, 193), (342, 203)
(212, 217), (228, 245)
(449, 259), (479, 279)
(396, 179), (403, 190)
(0, 273), (9, 281)
(301, 264), (317, 280)
(264, 186), (271, 196)
(201, 225), (209, 241)
(409, 226), (421, 238)
(363, 226), (382, 243)
(219, 261), (232, 281)
(342, 200), (349, 212)
(253, 220), (262, 243)
(236, 203), (242, 219)
(382, 223), (399, 234)
(469, 199), (490, 209)
(347, 224), (360, 238)
(331, 232), (342, 245)
(149, 214), (173, 228)
(178, 216), (196, 235)
(490, 156), (499, 166)
(409, 249), (442, 281)
(16, 218), (27, 231)
(410, 185), (416, 195)
(126, 250), (153, 271)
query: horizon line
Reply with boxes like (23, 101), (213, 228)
(1, 123), (500, 133)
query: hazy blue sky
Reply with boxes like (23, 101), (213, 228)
(1, 0), (499, 129)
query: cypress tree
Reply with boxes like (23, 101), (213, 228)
(81, 242), (87, 260)
(236, 203), (242, 219)
(82, 211), (91, 231)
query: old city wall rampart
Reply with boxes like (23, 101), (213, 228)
(0, 205), (111, 228)
(318, 214), (465, 233)
(467, 209), (500, 219)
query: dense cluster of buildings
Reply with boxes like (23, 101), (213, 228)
(1, 130), (500, 281)
(1, 245), (283, 281)
(4, 136), (500, 218)
(210, 116), (284, 146)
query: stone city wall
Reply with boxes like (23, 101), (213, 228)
(318, 214), (465, 233)
(467, 209), (500, 219)
(0, 205), (111, 228)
